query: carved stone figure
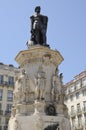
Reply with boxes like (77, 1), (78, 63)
(35, 66), (46, 100)
(11, 107), (16, 118)
(58, 73), (65, 104)
(51, 69), (65, 105)
(51, 87), (59, 102)
(30, 6), (48, 45)
(13, 77), (24, 104)
(51, 69), (60, 102)
(24, 76), (30, 102)
(13, 120), (18, 130)
(13, 69), (30, 104)
(59, 90), (65, 104)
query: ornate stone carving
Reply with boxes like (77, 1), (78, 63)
(11, 107), (16, 118)
(13, 79), (24, 104)
(13, 69), (30, 104)
(63, 104), (69, 118)
(35, 116), (44, 130)
(34, 100), (45, 115)
(8, 7), (71, 130)
(51, 68), (65, 105)
(51, 68), (60, 102)
(13, 119), (18, 130)
(35, 66), (46, 100)
(42, 54), (51, 66)
(45, 104), (56, 116)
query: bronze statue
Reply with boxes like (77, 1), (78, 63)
(30, 6), (48, 46)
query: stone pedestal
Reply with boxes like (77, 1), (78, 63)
(8, 45), (71, 130)
(34, 100), (45, 115)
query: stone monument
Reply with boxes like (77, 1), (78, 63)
(8, 6), (71, 130)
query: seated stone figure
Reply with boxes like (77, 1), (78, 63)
(30, 6), (48, 46)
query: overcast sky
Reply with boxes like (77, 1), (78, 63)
(0, 0), (86, 84)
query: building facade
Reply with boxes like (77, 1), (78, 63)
(0, 63), (19, 130)
(64, 70), (86, 130)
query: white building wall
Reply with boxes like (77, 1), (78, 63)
(64, 70), (86, 130)
(0, 63), (19, 130)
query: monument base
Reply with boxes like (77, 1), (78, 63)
(8, 114), (70, 130)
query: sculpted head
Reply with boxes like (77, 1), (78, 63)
(35, 6), (41, 13)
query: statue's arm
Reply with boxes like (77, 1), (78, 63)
(30, 16), (34, 33)
(43, 16), (48, 30)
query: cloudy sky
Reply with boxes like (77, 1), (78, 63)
(0, 0), (86, 84)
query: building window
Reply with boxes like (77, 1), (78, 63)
(5, 104), (12, 115)
(70, 95), (73, 101)
(0, 90), (3, 100)
(7, 91), (13, 101)
(82, 77), (86, 87)
(82, 89), (86, 96)
(77, 103), (81, 113)
(5, 118), (9, 125)
(0, 118), (1, 124)
(72, 117), (75, 128)
(76, 92), (80, 99)
(70, 85), (75, 92)
(71, 106), (75, 115)
(84, 115), (86, 126)
(68, 88), (71, 93)
(71, 106), (74, 111)
(78, 115), (82, 127)
(76, 81), (81, 90)
(64, 90), (67, 95)
(83, 101), (86, 111)
(8, 76), (14, 86)
(0, 103), (2, 110)
(0, 103), (2, 115)
(6, 104), (12, 111)
(0, 75), (3, 84)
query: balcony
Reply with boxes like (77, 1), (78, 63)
(8, 82), (14, 87)
(0, 81), (8, 86)
(70, 111), (76, 117)
(7, 97), (13, 102)
(0, 81), (14, 87)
